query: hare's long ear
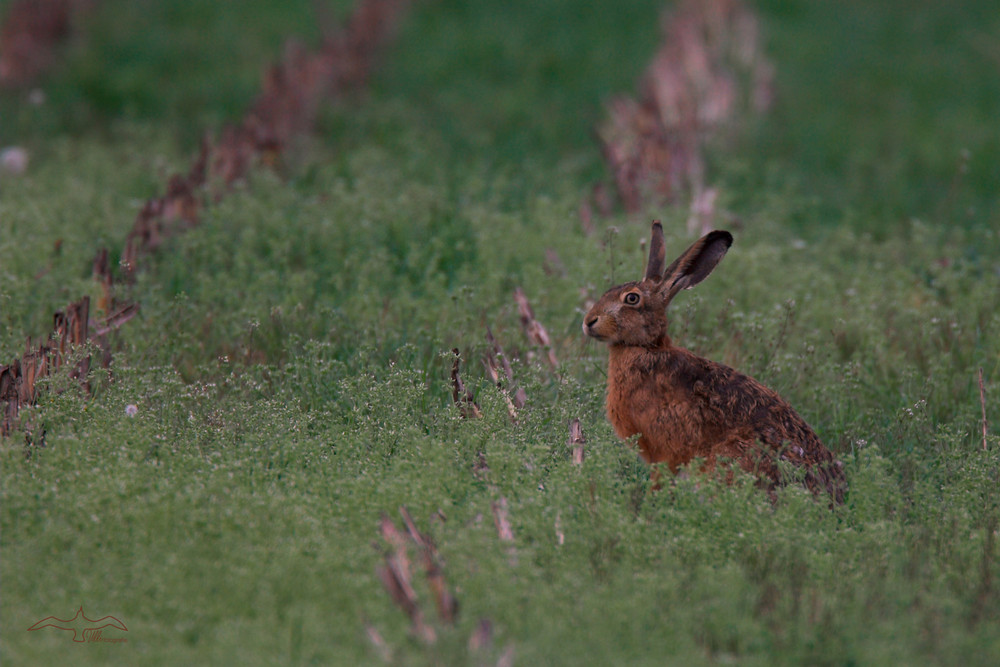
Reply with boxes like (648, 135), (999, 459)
(644, 221), (666, 282)
(660, 230), (733, 304)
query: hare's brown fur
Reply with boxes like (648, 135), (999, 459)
(585, 222), (845, 503)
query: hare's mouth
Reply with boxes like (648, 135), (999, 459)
(583, 318), (610, 341)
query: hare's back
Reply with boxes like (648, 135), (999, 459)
(676, 349), (845, 499)
(668, 348), (826, 453)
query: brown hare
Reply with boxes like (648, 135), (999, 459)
(583, 221), (845, 503)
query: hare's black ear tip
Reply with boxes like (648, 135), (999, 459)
(710, 230), (734, 248)
(651, 220), (663, 232)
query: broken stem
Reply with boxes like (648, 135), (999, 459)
(980, 368), (988, 451)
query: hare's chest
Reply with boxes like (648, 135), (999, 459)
(605, 369), (639, 439)
(606, 346), (707, 420)
(604, 349), (677, 436)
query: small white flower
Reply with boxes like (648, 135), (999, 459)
(125, 404), (138, 417)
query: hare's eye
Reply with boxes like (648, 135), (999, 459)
(623, 292), (641, 305)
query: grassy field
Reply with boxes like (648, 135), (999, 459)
(2, 0), (1000, 664)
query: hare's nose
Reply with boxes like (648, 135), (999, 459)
(585, 316), (599, 328)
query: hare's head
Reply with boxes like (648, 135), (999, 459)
(583, 222), (732, 348)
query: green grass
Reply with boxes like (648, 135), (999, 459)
(2, 0), (1000, 664)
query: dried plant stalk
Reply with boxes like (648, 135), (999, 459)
(484, 326), (515, 383)
(1, 296), (92, 437)
(468, 618), (493, 653)
(514, 286), (559, 369)
(423, 553), (458, 624)
(568, 418), (586, 465)
(491, 498), (515, 542)
(484, 326), (524, 420)
(377, 513), (436, 642)
(597, 0), (772, 213)
(398, 507), (457, 624)
(364, 623), (393, 663)
(497, 644), (516, 667)
(451, 349), (482, 419)
(0, 0), (97, 87)
(980, 368), (988, 451)
(375, 507), (458, 645)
